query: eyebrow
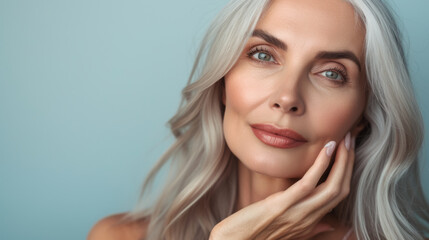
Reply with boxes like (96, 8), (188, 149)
(316, 51), (362, 72)
(251, 29), (362, 72)
(252, 29), (287, 50)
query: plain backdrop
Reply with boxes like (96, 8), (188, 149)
(1, 0), (428, 239)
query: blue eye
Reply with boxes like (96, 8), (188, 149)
(320, 68), (348, 83)
(251, 52), (275, 62)
(322, 70), (343, 80)
(247, 46), (277, 63)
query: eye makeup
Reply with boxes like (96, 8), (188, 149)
(243, 40), (355, 86)
(320, 66), (349, 83)
(246, 45), (278, 64)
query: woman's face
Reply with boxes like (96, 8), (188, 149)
(223, 0), (366, 178)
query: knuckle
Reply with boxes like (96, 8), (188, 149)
(327, 186), (341, 198)
(342, 185), (350, 197)
(298, 180), (314, 193)
(293, 221), (312, 237)
(210, 223), (227, 239)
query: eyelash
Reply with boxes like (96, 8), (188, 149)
(246, 46), (277, 64)
(246, 46), (350, 84)
(323, 66), (350, 84)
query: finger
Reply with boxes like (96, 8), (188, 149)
(280, 133), (348, 215)
(313, 132), (350, 205)
(262, 141), (338, 229)
(273, 141), (337, 208)
(341, 135), (356, 197)
(261, 135), (352, 240)
(324, 132), (350, 187)
(226, 140), (345, 239)
(301, 141), (337, 187)
(289, 141), (354, 239)
(287, 133), (351, 215)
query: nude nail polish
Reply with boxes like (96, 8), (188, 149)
(325, 141), (336, 157)
(345, 132), (351, 151)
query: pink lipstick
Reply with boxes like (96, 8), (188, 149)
(250, 124), (307, 148)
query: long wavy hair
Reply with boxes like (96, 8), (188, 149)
(124, 0), (429, 239)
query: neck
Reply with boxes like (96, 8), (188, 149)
(235, 161), (297, 210)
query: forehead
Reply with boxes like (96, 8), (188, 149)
(257, 0), (365, 56)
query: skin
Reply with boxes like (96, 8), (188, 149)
(88, 0), (367, 239)
(217, 0), (366, 238)
(223, 0), (366, 206)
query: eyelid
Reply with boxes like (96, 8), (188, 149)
(317, 67), (350, 86)
(246, 45), (280, 64)
(315, 61), (348, 74)
(311, 62), (351, 87)
(325, 67), (348, 79)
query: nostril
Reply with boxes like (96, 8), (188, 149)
(274, 103), (281, 108)
(290, 107), (298, 112)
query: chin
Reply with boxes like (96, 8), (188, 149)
(238, 152), (312, 179)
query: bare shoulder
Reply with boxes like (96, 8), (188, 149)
(87, 212), (149, 240)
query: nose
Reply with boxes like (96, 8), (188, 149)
(269, 74), (305, 115)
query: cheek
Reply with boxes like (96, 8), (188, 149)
(224, 71), (266, 113)
(308, 92), (365, 142)
(222, 76), (245, 135)
(222, 63), (366, 178)
(222, 71), (255, 146)
(222, 69), (269, 132)
(222, 73), (247, 154)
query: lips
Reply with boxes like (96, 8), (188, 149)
(250, 124), (307, 149)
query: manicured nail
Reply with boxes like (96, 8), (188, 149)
(325, 141), (336, 157)
(345, 132), (351, 151)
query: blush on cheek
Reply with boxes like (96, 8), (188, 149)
(318, 103), (363, 142)
(224, 66), (273, 113)
(226, 86), (258, 113)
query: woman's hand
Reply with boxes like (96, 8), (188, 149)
(209, 133), (355, 240)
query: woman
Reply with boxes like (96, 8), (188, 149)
(88, 0), (429, 239)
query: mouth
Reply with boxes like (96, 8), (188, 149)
(250, 123), (307, 149)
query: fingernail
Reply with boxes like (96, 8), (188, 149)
(345, 132), (351, 151)
(324, 141), (336, 157)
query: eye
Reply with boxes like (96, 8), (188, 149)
(247, 46), (277, 64)
(251, 52), (275, 62)
(321, 70), (343, 81)
(319, 67), (349, 83)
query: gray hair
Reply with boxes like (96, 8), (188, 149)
(340, 0), (429, 239)
(126, 0), (429, 239)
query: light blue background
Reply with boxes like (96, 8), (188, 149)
(0, 0), (428, 239)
